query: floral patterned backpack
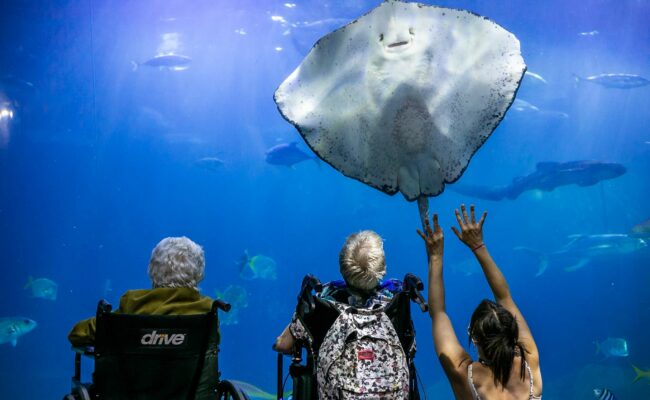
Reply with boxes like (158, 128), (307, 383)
(286, 274), (428, 400)
(316, 301), (410, 399)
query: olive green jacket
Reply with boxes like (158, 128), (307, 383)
(68, 287), (215, 347)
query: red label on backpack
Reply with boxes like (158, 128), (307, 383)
(358, 349), (375, 361)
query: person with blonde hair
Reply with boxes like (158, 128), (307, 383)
(68, 236), (215, 347)
(274, 230), (389, 353)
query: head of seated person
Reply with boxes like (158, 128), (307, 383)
(68, 236), (212, 347)
(148, 236), (205, 290)
(338, 230), (387, 301)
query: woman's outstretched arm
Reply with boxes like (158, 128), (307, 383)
(418, 214), (471, 393)
(451, 204), (540, 369)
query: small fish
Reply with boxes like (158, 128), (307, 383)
(631, 218), (650, 238)
(579, 30), (600, 36)
(195, 157), (225, 171)
(215, 285), (248, 326)
(24, 276), (58, 300)
(265, 142), (316, 168)
(524, 71), (547, 84)
(595, 337), (629, 358)
(632, 364), (650, 383)
(574, 73), (650, 89)
(0, 317), (37, 346)
(237, 250), (277, 280)
(131, 54), (192, 71)
(593, 388), (617, 400)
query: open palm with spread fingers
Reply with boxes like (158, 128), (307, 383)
(451, 204), (487, 251)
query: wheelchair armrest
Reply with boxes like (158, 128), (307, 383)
(72, 346), (95, 357)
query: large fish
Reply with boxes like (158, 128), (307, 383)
(265, 142), (316, 168)
(0, 317), (37, 346)
(515, 234), (647, 276)
(574, 73), (650, 89)
(452, 160), (626, 201)
(131, 54), (192, 71)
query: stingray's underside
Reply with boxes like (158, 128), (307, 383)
(274, 0), (526, 201)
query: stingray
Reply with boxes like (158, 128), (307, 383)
(274, 0), (525, 223)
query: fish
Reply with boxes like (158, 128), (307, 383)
(593, 388), (617, 400)
(452, 160), (626, 201)
(507, 99), (569, 122)
(131, 54), (192, 71)
(515, 234), (647, 276)
(579, 30), (600, 36)
(574, 73), (650, 89)
(595, 338), (629, 358)
(632, 364), (650, 383)
(24, 276), (58, 300)
(102, 279), (113, 297)
(631, 218), (650, 238)
(215, 285), (248, 326)
(229, 380), (291, 399)
(265, 142), (316, 168)
(237, 250), (277, 280)
(0, 317), (37, 346)
(273, 0), (525, 226)
(195, 157), (225, 171)
(524, 71), (547, 84)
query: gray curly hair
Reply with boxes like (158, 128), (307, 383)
(339, 230), (386, 291)
(148, 237), (205, 290)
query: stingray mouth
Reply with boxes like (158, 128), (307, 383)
(388, 41), (409, 48)
(380, 28), (414, 53)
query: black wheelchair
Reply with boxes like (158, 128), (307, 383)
(276, 273), (429, 400)
(63, 299), (250, 400)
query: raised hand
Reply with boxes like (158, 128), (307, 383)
(451, 204), (487, 251)
(417, 213), (444, 259)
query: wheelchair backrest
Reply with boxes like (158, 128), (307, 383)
(93, 301), (220, 400)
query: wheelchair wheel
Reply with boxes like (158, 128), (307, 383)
(63, 385), (90, 400)
(216, 380), (250, 400)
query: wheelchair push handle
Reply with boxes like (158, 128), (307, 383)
(404, 273), (428, 313)
(214, 299), (232, 312)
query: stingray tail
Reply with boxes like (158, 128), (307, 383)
(131, 61), (139, 71)
(513, 247), (549, 276)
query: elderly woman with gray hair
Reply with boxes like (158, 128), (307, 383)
(68, 236), (214, 347)
(274, 230), (389, 353)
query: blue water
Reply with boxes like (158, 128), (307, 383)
(1, 0), (649, 398)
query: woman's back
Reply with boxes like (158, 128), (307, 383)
(467, 356), (542, 400)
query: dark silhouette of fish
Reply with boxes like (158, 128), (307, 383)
(131, 54), (192, 71)
(452, 160), (626, 201)
(265, 142), (316, 168)
(574, 73), (650, 89)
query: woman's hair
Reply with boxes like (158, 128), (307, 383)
(339, 230), (386, 291)
(148, 237), (205, 290)
(468, 299), (527, 387)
